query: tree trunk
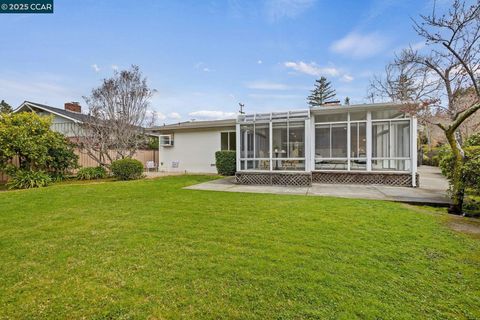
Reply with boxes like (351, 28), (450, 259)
(445, 130), (465, 215)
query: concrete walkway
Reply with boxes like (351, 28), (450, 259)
(184, 166), (450, 205)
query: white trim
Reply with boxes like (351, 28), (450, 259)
(310, 116), (315, 172)
(411, 117), (418, 187)
(366, 111), (372, 171)
(347, 112), (351, 171)
(269, 122), (273, 171)
(14, 102), (81, 123)
(236, 123), (241, 171)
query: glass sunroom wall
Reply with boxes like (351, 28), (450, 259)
(284, 121), (306, 171)
(313, 107), (412, 172)
(314, 113), (348, 170)
(272, 120), (306, 171)
(239, 124), (269, 171)
(350, 121), (367, 170)
(371, 110), (411, 171)
(238, 111), (309, 172)
(272, 122), (287, 158)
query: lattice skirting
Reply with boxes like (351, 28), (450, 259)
(312, 171), (419, 187)
(235, 172), (312, 186)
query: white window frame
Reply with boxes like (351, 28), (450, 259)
(159, 134), (173, 147)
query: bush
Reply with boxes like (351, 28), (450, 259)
(439, 134), (480, 196)
(77, 166), (107, 180)
(215, 151), (236, 176)
(421, 145), (441, 166)
(0, 112), (78, 175)
(7, 170), (52, 190)
(110, 158), (144, 180)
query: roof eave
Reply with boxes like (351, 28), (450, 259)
(14, 101), (82, 123)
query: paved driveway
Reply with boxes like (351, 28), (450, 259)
(184, 166), (450, 205)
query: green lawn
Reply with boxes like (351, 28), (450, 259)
(0, 176), (479, 319)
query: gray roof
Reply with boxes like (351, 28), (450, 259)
(16, 101), (93, 123)
(149, 118), (236, 131)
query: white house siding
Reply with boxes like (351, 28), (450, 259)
(158, 127), (235, 173)
(50, 116), (79, 137)
(34, 111), (79, 137)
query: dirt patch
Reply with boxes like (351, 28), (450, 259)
(446, 218), (480, 239)
(402, 203), (480, 239)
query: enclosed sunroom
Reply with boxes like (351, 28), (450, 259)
(235, 103), (418, 187)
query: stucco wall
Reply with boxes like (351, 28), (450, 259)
(158, 127), (235, 173)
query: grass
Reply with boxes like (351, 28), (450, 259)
(0, 175), (479, 319)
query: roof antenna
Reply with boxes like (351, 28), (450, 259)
(238, 103), (245, 114)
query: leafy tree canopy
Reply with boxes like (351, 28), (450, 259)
(0, 112), (78, 176)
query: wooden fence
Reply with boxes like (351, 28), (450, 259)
(75, 149), (159, 168)
(0, 149), (159, 182)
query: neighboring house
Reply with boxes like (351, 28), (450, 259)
(13, 101), (89, 138)
(150, 102), (418, 187)
(149, 119), (236, 173)
(13, 101), (159, 168)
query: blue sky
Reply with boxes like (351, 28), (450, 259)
(1, 0), (438, 123)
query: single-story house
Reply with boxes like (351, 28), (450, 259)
(13, 101), (90, 138)
(150, 102), (418, 187)
(150, 119), (236, 173)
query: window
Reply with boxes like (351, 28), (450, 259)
(372, 120), (410, 171)
(272, 121), (305, 171)
(371, 109), (406, 120)
(331, 124), (347, 157)
(255, 123), (269, 158)
(315, 113), (347, 123)
(239, 120), (306, 171)
(314, 110), (370, 171)
(315, 122), (348, 170)
(288, 121), (305, 158)
(272, 122), (287, 158)
(350, 122), (367, 170)
(221, 132), (236, 151)
(159, 134), (173, 146)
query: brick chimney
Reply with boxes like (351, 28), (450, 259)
(323, 100), (341, 107)
(65, 102), (81, 113)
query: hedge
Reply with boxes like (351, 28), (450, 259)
(110, 158), (144, 180)
(215, 151), (236, 176)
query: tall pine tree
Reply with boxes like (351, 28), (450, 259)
(307, 77), (336, 107)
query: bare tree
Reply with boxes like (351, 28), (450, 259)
(78, 65), (155, 166)
(370, 0), (480, 214)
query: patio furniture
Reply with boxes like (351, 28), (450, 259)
(146, 160), (157, 172)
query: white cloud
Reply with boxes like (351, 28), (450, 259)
(246, 81), (291, 90)
(330, 32), (388, 58)
(91, 64), (100, 72)
(341, 74), (354, 82)
(257, 60), (263, 64)
(111, 65), (119, 71)
(188, 110), (237, 120)
(168, 112), (181, 120)
(195, 62), (213, 72)
(265, 0), (316, 22)
(146, 110), (183, 125)
(284, 61), (340, 77)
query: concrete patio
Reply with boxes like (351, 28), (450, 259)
(184, 166), (450, 205)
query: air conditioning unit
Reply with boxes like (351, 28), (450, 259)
(159, 134), (174, 147)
